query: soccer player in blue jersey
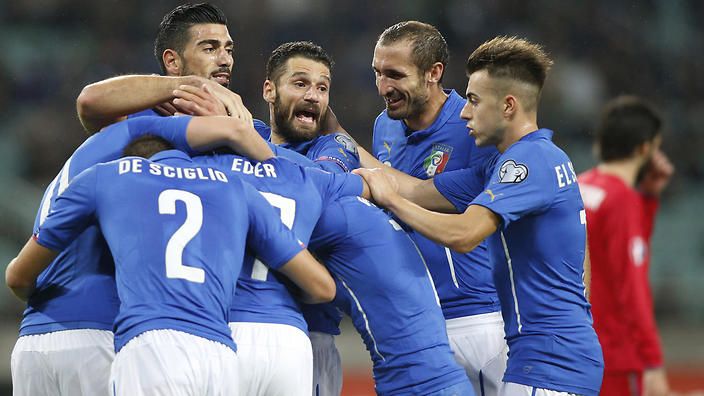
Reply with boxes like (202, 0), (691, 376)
(192, 153), (367, 396)
(76, 3), (239, 133)
(5, 113), (275, 396)
(6, 134), (337, 395)
(309, 195), (474, 395)
(356, 21), (507, 395)
(256, 40), (360, 396)
(356, 36), (604, 396)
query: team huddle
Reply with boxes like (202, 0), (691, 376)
(5, 2), (674, 396)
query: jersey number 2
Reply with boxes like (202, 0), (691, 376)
(159, 189), (205, 283)
(251, 192), (296, 281)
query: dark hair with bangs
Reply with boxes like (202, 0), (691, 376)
(595, 95), (662, 162)
(154, 3), (228, 73)
(378, 21), (449, 83)
(266, 41), (334, 84)
(466, 36), (553, 90)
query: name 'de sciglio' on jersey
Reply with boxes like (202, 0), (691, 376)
(118, 158), (228, 183)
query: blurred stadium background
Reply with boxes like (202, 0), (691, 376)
(0, 0), (702, 394)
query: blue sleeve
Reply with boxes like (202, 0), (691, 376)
(243, 181), (305, 270)
(125, 115), (193, 154)
(35, 166), (99, 251)
(69, 115), (193, 179)
(311, 133), (360, 173)
(270, 144), (320, 168)
(470, 147), (557, 229)
(433, 151), (499, 212)
(433, 166), (487, 212)
(253, 119), (271, 140)
(306, 168), (363, 204)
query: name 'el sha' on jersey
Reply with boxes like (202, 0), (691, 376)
(372, 90), (500, 319)
(309, 196), (469, 395)
(35, 151), (304, 353)
(436, 129), (604, 395)
(193, 154), (363, 333)
(21, 115), (193, 336)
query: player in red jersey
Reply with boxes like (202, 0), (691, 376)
(578, 96), (674, 396)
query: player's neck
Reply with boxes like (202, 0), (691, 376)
(597, 159), (642, 187)
(497, 117), (539, 153)
(404, 87), (447, 131)
(270, 130), (286, 145)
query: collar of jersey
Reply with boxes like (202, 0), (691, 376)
(405, 89), (463, 143)
(519, 128), (554, 142)
(149, 149), (193, 163)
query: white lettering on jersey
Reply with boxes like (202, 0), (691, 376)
(230, 158), (278, 178)
(140, 162), (227, 182)
(555, 161), (577, 188)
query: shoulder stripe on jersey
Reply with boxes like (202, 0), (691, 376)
(444, 247), (459, 289)
(501, 231), (522, 333)
(57, 156), (73, 196)
(38, 174), (59, 227)
(340, 278), (385, 362)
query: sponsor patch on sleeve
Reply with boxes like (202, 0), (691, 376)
(333, 134), (358, 155)
(498, 159), (528, 183)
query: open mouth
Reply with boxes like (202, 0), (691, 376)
(211, 72), (230, 86)
(385, 94), (404, 108)
(294, 110), (318, 125)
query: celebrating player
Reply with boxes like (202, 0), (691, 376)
(356, 36), (604, 395)
(360, 21), (507, 394)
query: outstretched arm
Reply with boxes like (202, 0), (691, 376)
(76, 74), (209, 133)
(355, 168), (499, 253)
(5, 238), (58, 301)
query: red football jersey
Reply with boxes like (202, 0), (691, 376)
(578, 168), (663, 373)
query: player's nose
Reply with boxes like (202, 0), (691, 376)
(460, 101), (473, 120)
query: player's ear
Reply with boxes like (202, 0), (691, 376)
(427, 62), (444, 84)
(503, 95), (517, 118)
(163, 49), (181, 75)
(263, 79), (276, 104)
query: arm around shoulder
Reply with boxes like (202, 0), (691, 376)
(277, 249), (336, 304)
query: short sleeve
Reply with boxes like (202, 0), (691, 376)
(311, 133), (360, 173)
(242, 181), (304, 270)
(470, 149), (557, 229)
(35, 166), (99, 251)
(306, 168), (363, 205)
(434, 164), (490, 212)
(126, 115), (193, 154)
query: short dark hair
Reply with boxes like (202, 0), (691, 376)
(154, 3), (228, 73)
(265, 41), (334, 84)
(595, 95), (662, 162)
(466, 36), (553, 91)
(123, 135), (174, 158)
(377, 21), (449, 83)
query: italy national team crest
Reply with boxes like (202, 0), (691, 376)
(423, 144), (453, 177)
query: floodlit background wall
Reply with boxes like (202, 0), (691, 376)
(0, 0), (702, 394)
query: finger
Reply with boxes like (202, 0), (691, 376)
(172, 98), (203, 116)
(153, 104), (173, 116)
(179, 84), (218, 103)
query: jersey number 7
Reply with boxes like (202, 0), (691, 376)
(251, 192), (296, 281)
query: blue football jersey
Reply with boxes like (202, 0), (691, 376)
(372, 90), (500, 319)
(21, 115), (193, 336)
(435, 129), (604, 395)
(254, 119), (360, 173)
(255, 119), (358, 334)
(309, 196), (470, 395)
(193, 154), (362, 333)
(35, 150), (305, 352)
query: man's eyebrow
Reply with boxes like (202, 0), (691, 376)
(196, 39), (233, 47)
(289, 71), (331, 83)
